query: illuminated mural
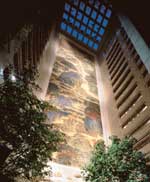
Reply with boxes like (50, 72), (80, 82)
(46, 37), (102, 167)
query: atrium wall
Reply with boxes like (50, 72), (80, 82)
(96, 17), (150, 158)
(45, 36), (102, 167)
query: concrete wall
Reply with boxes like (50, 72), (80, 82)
(119, 15), (150, 73)
(0, 26), (32, 83)
(96, 27), (150, 157)
(34, 26), (59, 100)
(0, 24), (58, 100)
(95, 49), (124, 145)
(95, 53), (123, 145)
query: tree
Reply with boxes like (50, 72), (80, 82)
(0, 66), (65, 181)
(82, 136), (150, 182)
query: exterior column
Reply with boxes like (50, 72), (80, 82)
(119, 15), (150, 73)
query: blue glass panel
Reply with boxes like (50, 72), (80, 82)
(60, 22), (67, 31)
(63, 13), (68, 20)
(100, 5), (106, 14)
(94, 24), (99, 32)
(89, 0), (94, 5)
(78, 33), (83, 41)
(91, 10), (97, 19)
(79, 1), (85, 11)
(88, 40), (94, 47)
(83, 16), (89, 25)
(99, 27), (105, 35)
(97, 15), (103, 23)
(69, 17), (74, 24)
(67, 26), (72, 34)
(74, 0), (79, 6)
(96, 36), (101, 42)
(91, 32), (96, 38)
(93, 43), (98, 50)
(102, 19), (108, 27)
(85, 6), (91, 15)
(88, 20), (94, 28)
(65, 3), (70, 12)
(106, 9), (112, 18)
(83, 37), (88, 44)
(61, 1), (111, 51)
(80, 25), (86, 31)
(71, 7), (76, 16)
(94, 0), (100, 9)
(72, 30), (78, 38)
(86, 28), (91, 35)
(74, 21), (80, 28)
(77, 11), (83, 20)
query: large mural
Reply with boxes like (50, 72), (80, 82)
(46, 37), (102, 167)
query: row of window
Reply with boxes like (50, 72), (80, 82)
(63, 11), (108, 29)
(66, 2), (112, 18)
(61, 21), (102, 43)
(61, 22), (99, 50)
(63, 13), (106, 36)
(60, 0), (112, 51)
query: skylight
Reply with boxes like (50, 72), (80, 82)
(60, 0), (112, 51)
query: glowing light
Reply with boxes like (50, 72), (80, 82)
(11, 75), (16, 81)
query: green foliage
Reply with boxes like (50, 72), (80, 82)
(0, 67), (65, 181)
(82, 136), (150, 182)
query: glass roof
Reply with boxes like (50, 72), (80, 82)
(60, 0), (112, 52)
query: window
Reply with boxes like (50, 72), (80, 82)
(94, 24), (99, 32)
(91, 32), (96, 39)
(61, 0), (112, 51)
(78, 33), (83, 41)
(83, 37), (88, 44)
(79, 1), (85, 11)
(65, 3), (70, 12)
(80, 25), (86, 31)
(86, 28), (91, 35)
(89, 0), (94, 5)
(106, 9), (112, 18)
(69, 17), (74, 24)
(97, 15), (103, 23)
(99, 27), (105, 35)
(63, 13), (68, 20)
(71, 7), (76, 16)
(75, 21), (80, 28)
(67, 26), (72, 34)
(61, 22), (67, 31)
(100, 5), (106, 14)
(102, 19), (108, 27)
(74, 0), (79, 6)
(83, 16), (89, 25)
(72, 30), (78, 38)
(88, 40), (94, 47)
(94, 0), (100, 9)
(96, 36), (101, 42)
(93, 43), (98, 50)
(86, 6), (91, 15)
(91, 10), (97, 19)
(88, 20), (94, 28)
(77, 11), (83, 20)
